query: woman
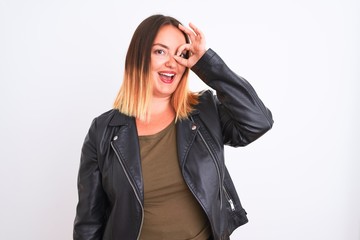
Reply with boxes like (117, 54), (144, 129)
(74, 14), (273, 240)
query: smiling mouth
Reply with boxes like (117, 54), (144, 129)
(159, 72), (175, 83)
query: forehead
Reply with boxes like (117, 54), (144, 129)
(153, 25), (186, 48)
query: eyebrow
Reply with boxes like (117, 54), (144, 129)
(152, 43), (169, 49)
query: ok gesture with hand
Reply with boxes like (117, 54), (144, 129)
(174, 23), (207, 68)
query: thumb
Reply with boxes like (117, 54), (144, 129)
(173, 55), (190, 67)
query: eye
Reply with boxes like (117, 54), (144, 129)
(154, 49), (167, 56)
(179, 51), (189, 59)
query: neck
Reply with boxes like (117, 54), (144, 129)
(148, 96), (173, 116)
(135, 96), (176, 136)
(137, 96), (175, 125)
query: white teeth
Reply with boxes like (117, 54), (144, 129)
(160, 73), (175, 77)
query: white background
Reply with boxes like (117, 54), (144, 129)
(1, 0), (359, 239)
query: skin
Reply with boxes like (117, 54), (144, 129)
(136, 23), (207, 136)
(150, 24), (187, 100)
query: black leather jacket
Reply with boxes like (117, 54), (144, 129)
(74, 49), (273, 240)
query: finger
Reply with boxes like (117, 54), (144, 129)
(188, 22), (204, 38)
(176, 43), (192, 57)
(178, 23), (197, 42)
(173, 55), (188, 67)
(178, 23), (194, 36)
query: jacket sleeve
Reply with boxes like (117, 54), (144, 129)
(191, 48), (274, 146)
(73, 118), (108, 240)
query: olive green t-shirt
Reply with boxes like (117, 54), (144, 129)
(138, 121), (211, 240)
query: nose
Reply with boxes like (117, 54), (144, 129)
(165, 54), (177, 68)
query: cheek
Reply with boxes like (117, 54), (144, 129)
(150, 60), (162, 71)
(177, 66), (186, 77)
(150, 55), (166, 69)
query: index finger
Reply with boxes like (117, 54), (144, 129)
(188, 22), (204, 39)
(178, 23), (196, 39)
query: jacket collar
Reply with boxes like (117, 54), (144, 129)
(108, 109), (133, 127)
(108, 109), (200, 127)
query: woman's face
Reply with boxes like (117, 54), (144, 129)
(150, 24), (187, 99)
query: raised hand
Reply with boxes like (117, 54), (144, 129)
(174, 23), (207, 68)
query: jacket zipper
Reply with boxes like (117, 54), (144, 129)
(196, 129), (224, 209)
(111, 142), (144, 240)
(191, 116), (236, 212)
(223, 186), (235, 211)
(180, 135), (216, 239)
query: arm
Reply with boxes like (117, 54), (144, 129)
(73, 119), (108, 240)
(175, 23), (273, 146)
(192, 48), (273, 146)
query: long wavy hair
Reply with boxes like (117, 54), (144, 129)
(113, 14), (199, 122)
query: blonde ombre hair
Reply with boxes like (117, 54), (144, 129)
(113, 14), (199, 122)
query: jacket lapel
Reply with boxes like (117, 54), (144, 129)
(176, 112), (200, 168)
(110, 112), (144, 201)
(109, 110), (201, 202)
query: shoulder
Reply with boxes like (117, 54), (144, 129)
(90, 109), (131, 130)
(90, 109), (115, 126)
(195, 89), (218, 111)
(193, 89), (221, 122)
(85, 109), (132, 149)
(94, 109), (117, 122)
(191, 90), (223, 141)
